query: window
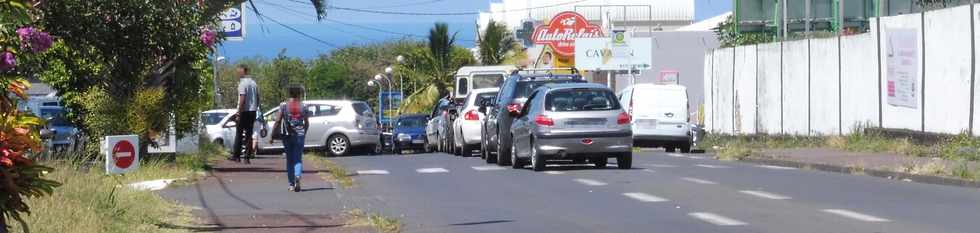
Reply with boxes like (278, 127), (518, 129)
(397, 117), (427, 128)
(545, 88), (621, 112)
(472, 74), (504, 89)
(316, 104), (342, 117)
(475, 92), (497, 107)
(202, 113), (229, 126)
(352, 102), (373, 116)
(457, 78), (468, 95)
(515, 79), (582, 100)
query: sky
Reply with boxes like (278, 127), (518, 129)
(216, 0), (732, 62)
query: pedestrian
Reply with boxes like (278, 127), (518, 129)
(230, 64), (260, 164)
(272, 85), (309, 192)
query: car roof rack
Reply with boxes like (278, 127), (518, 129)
(510, 67), (580, 76)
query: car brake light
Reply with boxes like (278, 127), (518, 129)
(506, 103), (522, 113)
(535, 115), (554, 126)
(617, 112), (631, 125)
(464, 110), (480, 121)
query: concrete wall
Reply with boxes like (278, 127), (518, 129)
(704, 4), (980, 136)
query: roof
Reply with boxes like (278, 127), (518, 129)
(455, 65), (516, 76)
(304, 99), (366, 105)
(542, 83), (610, 91)
(202, 109), (236, 114)
(677, 12), (732, 31)
(469, 88), (499, 94)
(630, 83), (688, 91)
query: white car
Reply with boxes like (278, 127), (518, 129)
(452, 88), (499, 156)
(201, 109), (237, 148)
(618, 84), (693, 153)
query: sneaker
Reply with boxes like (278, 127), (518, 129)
(293, 178), (301, 192)
(288, 185), (294, 192)
(227, 156), (241, 163)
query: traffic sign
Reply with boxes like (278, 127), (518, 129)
(105, 135), (139, 174)
(220, 4), (245, 41)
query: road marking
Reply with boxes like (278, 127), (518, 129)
(645, 163), (678, 168)
(688, 212), (748, 226)
(622, 192), (669, 202)
(687, 156), (706, 160)
(739, 190), (791, 200)
(681, 177), (718, 184)
(756, 165), (798, 170)
(356, 170), (390, 175)
(471, 166), (506, 171)
(643, 169), (656, 173)
(822, 209), (891, 222)
(695, 164), (730, 168)
(543, 171), (564, 175)
(574, 178), (607, 186)
(667, 153), (686, 157)
(416, 168), (449, 173)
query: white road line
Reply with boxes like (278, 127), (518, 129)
(695, 164), (730, 168)
(681, 177), (718, 184)
(687, 156), (706, 160)
(739, 190), (791, 200)
(645, 163), (679, 168)
(356, 170), (390, 175)
(574, 178), (607, 186)
(688, 212), (748, 226)
(756, 165), (798, 170)
(667, 153), (686, 157)
(822, 209), (891, 222)
(543, 171), (565, 175)
(416, 168), (449, 173)
(622, 192), (669, 202)
(643, 169), (656, 173)
(471, 166), (506, 171)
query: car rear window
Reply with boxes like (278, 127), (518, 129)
(472, 92), (497, 107)
(397, 117), (427, 128)
(515, 78), (583, 99)
(472, 74), (504, 89)
(545, 88), (621, 112)
(352, 102), (373, 116)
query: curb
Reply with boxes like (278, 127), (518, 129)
(739, 157), (980, 189)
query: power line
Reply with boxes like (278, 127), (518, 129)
(323, 18), (476, 43)
(362, 0), (445, 9)
(326, 0), (588, 16)
(256, 0), (379, 42)
(257, 14), (341, 48)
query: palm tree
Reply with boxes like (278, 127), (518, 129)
(478, 20), (519, 65)
(428, 22), (457, 70)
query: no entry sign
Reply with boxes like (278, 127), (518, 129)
(105, 135), (139, 174)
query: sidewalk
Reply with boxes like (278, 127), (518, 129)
(742, 148), (980, 188)
(157, 154), (374, 233)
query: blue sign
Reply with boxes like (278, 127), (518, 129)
(220, 4), (245, 41)
(378, 91), (402, 125)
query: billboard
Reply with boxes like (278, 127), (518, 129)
(574, 38), (652, 71)
(220, 4), (245, 41)
(378, 91), (402, 125)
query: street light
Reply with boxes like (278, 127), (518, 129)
(212, 56), (226, 108)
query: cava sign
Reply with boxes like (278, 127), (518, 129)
(532, 11), (604, 57)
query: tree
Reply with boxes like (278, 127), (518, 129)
(306, 59), (352, 100)
(257, 50), (307, 111)
(478, 20), (519, 65)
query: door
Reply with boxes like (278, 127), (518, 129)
(513, 91), (539, 157)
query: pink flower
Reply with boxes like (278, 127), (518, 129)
(200, 29), (217, 48)
(15, 27), (53, 53)
(0, 51), (15, 71)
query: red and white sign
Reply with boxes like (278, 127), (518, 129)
(105, 135), (139, 174)
(532, 11), (604, 57)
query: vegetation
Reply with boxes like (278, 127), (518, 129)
(714, 15), (775, 48)
(346, 209), (402, 233)
(305, 153), (354, 188)
(478, 20), (520, 66)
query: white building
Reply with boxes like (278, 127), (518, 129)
(477, 0), (695, 33)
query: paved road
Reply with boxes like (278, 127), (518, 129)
(331, 150), (980, 233)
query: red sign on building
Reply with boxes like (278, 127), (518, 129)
(532, 11), (604, 57)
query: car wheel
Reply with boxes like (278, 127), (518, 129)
(510, 141), (524, 169)
(496, 132), (512, 166)
(485, 140), (497, 164)
(479, 140), (487, 159)
(680, 144), (691, 153)
(531, 141), (545, 171)
(592, 158), (608, 168)
(327, 134), (350, 157)
(665, 147), (677, 153)
(462, 144), (473, 157)
(617, 152), (632, 169)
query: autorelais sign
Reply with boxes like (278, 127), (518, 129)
(532, 11), (604, 57)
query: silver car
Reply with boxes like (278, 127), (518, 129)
(508, 83), (633, 171)
(256, 100), (380, 156)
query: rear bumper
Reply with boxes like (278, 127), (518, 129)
(348, 129), (380, 147)
(534, 131), (632, 157)
(460, 122), (482, 145)
(633, 135), (691, 147)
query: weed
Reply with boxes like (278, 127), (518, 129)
(305, 153), (354, 188)
(346, 209), (402, 233)
(951, 160), (976, 180)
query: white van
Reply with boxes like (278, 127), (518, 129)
(453, 65), (515, 103)
(618, 84), (692, 153)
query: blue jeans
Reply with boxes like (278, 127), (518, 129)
(284, 134), (305, 186)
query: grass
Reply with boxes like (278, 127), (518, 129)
(305, 153), (354, 188)
(346, 209), (402, 233)
(9, 142), (226, 233)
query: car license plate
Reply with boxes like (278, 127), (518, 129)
(412, 139), (425, 144)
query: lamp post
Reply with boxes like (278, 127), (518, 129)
(367, 80), (382, 116)
(212, 56), (226, 108)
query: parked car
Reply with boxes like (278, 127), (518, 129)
(39, 107), (81, 152)
(453, 65), (514, 103)
(201, 109), (237, 148)
(452, 88), (498, 156)
(618, 84), (692, 152)
(255, 100), (380, 156)
(393, 114), (429, 154)
(425, 98), (455, 152)
(508, 83), (633, 171)
(483, 70), (587, 165)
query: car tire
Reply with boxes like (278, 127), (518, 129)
(617, 152), (632, 169)
(327, 134), (350, 157)
(665, 147), (677, 153)
(496, 131), (512, 166)
(480, 140), (487, 159)
(485, 140), (497, 164)
(461, 144), (473, 157)
(530, 141), (545, 172)
(592, 158), (608, 168)
(680, 144), (691, 153)
(510, 141), (524, 169)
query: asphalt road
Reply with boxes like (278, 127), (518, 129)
(330, 150), (980, 233)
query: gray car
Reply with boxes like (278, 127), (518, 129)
(256, 100), (380, 156)
(508, 83), (633, 171)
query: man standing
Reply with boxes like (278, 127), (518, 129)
(231, 64), (260, 164)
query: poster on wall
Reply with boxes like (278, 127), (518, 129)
(885, 28), (919, 109)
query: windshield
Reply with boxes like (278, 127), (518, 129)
(546, 89), (621, 112)
(202, 112), (229, 126)
(515, 79), (582, 100)
(472, 74), (504, 89)
(397, 117), (426, 128)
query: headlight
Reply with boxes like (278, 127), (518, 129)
(397, 133), (412, 141)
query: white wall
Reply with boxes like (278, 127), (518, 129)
(840, 32), (880, 133)
(924, 7), (972, 134)
(782, 40), (810, 135)
(735, 45), (758, 134)
(757, 43), (783, 134)
(878, 11), (924, 131)
(809, 37), (841, 135)
(714, 48), (735, 134)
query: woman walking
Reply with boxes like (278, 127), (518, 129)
(272, 86), (310, 192)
